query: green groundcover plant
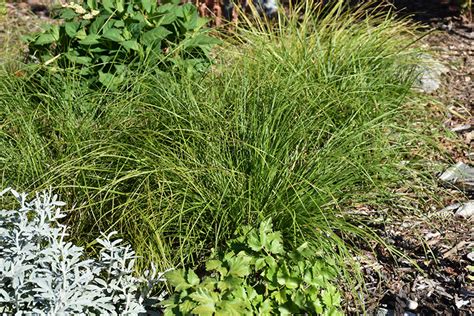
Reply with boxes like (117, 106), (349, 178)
(163, 219), (343, 315)
(24, 0), (219, 89)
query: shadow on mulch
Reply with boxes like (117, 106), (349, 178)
(388, 0), (465, 22)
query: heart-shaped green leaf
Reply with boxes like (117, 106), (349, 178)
(102, 28), (125, 42)
(121, 40), (141, 51)
(35, 34), (56, 45)
(65, 22), (80, 38)
(79, 34), (101, 45)
(141, 26), (171, 46)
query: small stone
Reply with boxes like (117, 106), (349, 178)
(440, 203), (462, 212)
(455, 201), (474, 219)
(406, 300), (418, 311)
(451, 124), (473, 133)
(425, 231), (441, 239)
(439, 162), (474, 192)
(376, 308), (395, 316)
(467, 252), (474, 261)
(413, 54), (449, 94)
(465, 131), (473, 144)
(455, 299), (470, 308)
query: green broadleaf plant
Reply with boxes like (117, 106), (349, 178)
(25, 0), (220, 89)
(163, 219), (343, 315)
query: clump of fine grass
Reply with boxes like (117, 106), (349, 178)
(0, 0), (437, 292)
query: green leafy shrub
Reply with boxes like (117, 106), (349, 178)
(163, 219), (343, 315)
(24, 0), (219, 89)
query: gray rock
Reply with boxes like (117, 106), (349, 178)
(440, 203), (462, 212)
(407, 300), (418, 310)
(455, 201), (474, 219)
(467, 252), (474, 262)
(413, 54), (449, 94)
(376, 308), (395, 316)
(451, 124), (473, 133)
(439, 162), (474, 192)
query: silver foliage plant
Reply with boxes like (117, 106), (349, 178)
(0, 188), (166, 315)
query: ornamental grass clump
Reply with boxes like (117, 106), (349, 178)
(0, 188), (166, 315)
(0, 0), (441, 300)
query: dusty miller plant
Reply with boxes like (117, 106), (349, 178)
(0, 188), (166, 315)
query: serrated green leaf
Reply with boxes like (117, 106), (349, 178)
(216, 300), (246, 316)
(115, 0), (124, 12)
(259, 298), (273, 315)
(100, 55), (112, 63)
(122, 27), (132, 40)
(88, 47), (107, 53)
(114, 64), (127, 74)
(161, 218), (342, 316)
(102, 0), (114, 13)
(86, 0), (97, 10)
(260, 218), (273, 235)
(313, 297), (324, 314)
(205, 259), (222, 271)
(114, 20), (125, 28)
(21, 34), (35, 43)
(277, 262), (290, 286)
(155, 6), (177, 25)
(189, 288), (215, 305)
(179, 299), (196, 313)
(283, 276), (300, 289)
(75, 29), (87, 40)
(141, 26), (171, 46)
(321, 285), (341, 308)
(192, 304), (215, 315)
(296, 242), (309, 254)
(79, 34), (101, 45)
(255, 257), (266, 270)
(268, 237), (284, 254)
(271, 289), (287, 304)
(278, 301), (300, 315)
(187, 269), (200, 286)
(60, 8), (77, 20)
(263, 256), (277, 280)
(121, 40), (141, 51)
(165, 269), (192, 291)
(179, 3), (198, 30)
(228, 255), (251, 278)
(102, 28), (125, 42)
(247, 231), (263, 252)
(51, 25), (60, 40)
(217, 276), (243, 291)
(89, 14), (109, 34)
(141, 0), (153, 13)
(291, 291), (306, 308)
(35, 34), (56, 45)
(65, 21), (80, 37)
(64, 53), (92, 65)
